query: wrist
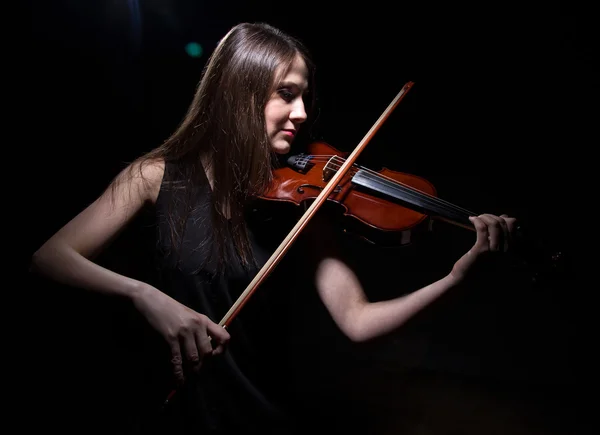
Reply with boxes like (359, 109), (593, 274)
(128, 280), (155, 305)
(444, 271), (463, 287)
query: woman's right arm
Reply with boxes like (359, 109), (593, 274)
(30, 158), (230, 382)
(30, 159), (164, 298)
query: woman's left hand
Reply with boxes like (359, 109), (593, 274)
(449, 213), (517, 282)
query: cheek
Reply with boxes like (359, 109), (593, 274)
(265, 103), (285, 133)
(264, 107), (274, 134)
(265, 116), (276, 135)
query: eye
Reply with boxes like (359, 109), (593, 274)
(278, 88), (294, 102)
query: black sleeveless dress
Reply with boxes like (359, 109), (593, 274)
(137, 160), (321, 434)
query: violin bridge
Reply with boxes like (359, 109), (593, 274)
(323, 156), (338, 182)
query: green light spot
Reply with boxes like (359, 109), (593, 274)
(185, 42), (203, 58)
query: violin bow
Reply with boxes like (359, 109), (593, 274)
(219, 81), (415, 328)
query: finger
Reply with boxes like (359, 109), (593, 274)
(181, 330), (202, 372)
(206, 322), (230, 355)
(169, 340), (185, 384)
(478, 214), (502, 251)
(500, 214), (517, 251)
(193, 332), (212, 368)
(496, 215), (510, 252)
(500, 214), (518, 234)
(490, 214), (509, 252)
(469, 216), (489, 250)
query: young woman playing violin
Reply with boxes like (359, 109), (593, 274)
(30, 22), (516, 434)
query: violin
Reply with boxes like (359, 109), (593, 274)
(262, 140), (470, 246)
(258, 140), (567, 285)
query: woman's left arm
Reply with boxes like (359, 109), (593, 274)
(312, 213), (516, 342)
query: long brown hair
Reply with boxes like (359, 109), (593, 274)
(118, 22), (316, 272)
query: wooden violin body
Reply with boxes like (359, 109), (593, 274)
(260, 141), (464, 246)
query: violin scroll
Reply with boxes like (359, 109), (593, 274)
(511, 222), (570, 287)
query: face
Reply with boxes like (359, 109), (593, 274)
(265, 54), (309, 155)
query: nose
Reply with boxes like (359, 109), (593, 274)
(290, 99), (307, 125)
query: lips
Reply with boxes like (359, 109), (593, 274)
(281, 129), (295, 137)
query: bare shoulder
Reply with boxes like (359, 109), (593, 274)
(112, 156), (165, 206)
(33, 157), (166, 260)
(135, 156), (165, 205)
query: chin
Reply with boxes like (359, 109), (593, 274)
(272, 140), (291, 155)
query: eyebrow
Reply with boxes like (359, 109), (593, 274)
(278, 80), (309, 93)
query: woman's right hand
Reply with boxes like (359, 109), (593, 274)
(132, 285), (231, 383)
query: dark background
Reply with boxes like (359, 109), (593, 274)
(25, 1), (595, 433)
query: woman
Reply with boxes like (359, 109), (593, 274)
(30, 22), (516, 434)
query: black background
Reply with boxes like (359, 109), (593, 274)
(25, 1), (596, 433)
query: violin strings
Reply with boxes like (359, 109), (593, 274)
(292, 154), (476, 220)
(355, 169), (474, 220)
(329, 156), (476, 219)
(294, 155), (464, 216)
(295, 154), (471, 217)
